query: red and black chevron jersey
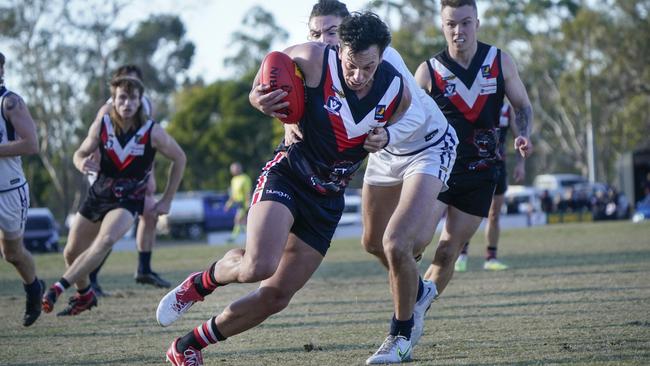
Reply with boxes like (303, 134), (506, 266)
(97, 114), (156, 181)
(426, 42), (505, 175)
(296, 45), (404, 172)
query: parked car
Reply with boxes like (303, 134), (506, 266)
(157, 191), (237, 240)
(23, 208), (60, 253)
(533, 173), (588, 197)
(503, 185), (541, 214)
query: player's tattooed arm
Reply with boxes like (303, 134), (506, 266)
(514, 105), (532, 138)
(4, 92), (26, 112)
(0, 92), (38, 157)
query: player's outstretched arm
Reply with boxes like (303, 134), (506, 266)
(0, 93), (38, 157)
(151, 124), (186, 216)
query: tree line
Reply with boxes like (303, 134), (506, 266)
(1, 0), (648, 221)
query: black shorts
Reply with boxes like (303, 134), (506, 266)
(252, 154), (344, 256)
(78, 189), (143, 223)
(437, 171), (496, 217)
(494, 162), (507, 195)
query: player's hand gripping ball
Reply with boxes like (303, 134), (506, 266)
(260, 51), (305, 124)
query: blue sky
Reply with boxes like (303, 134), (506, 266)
(123, 0), (372, 82)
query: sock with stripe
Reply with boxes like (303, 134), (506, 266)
(53, 278), (71, 296)
(177, 317), (227, 352)
(193, 262), (223, 297)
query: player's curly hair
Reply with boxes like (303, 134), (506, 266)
(338, 11), (391, 55)
(310, 0), (350, 20)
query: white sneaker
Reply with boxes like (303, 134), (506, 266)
(366, 335), (412, 364)
(411, 280), (437, 347)
(156, 272), (204, 327)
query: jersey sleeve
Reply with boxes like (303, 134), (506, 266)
(381, 47), (425, 147)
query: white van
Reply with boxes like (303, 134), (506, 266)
(533, 174), (587, 196)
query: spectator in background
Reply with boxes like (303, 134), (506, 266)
(225, 162), (252, 243)
(540, 190), (554, 213)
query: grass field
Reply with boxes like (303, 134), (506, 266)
(1, 221), (649, 365)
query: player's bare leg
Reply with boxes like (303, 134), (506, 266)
(43, 209), (133, 315)
(157, 201), (293, 327)
(424, 206), (483, 294)
(1, 233), (45, 326)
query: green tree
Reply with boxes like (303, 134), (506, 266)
(483, 0), (649, 183)
(224, 6), (289, 75)
(0, 0), (195, 219)
(370, 0), (445, 71)
(167, 5), (289, 190)
(166, 81), (276, 191)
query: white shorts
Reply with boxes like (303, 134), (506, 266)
(0, 183), (30, 240)
(364, 130), (457, 189)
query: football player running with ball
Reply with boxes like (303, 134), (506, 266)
(157, 12), (413, 366)
(251, 1), (457, 363)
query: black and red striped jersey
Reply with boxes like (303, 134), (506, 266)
(297, 45), (404, 172)
(426, 42), (505, 174)
(97, 114), (156, 181)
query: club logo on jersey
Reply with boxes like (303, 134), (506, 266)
(374, 105), (386, 120)
(442, 75), (456, 81)
(324, 95), (343, 116)
(481, 65), (491, 78)
(444, 83), (456, 97)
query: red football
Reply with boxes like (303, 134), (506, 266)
(260, 51), (305, 124)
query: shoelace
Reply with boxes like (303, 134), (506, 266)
(182, 348), (203, 366)
(376, 336), (397, 355)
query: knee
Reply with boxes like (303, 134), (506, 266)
(63, 245), (77, 265)
(361, 233), (384, 258)
(1, 244), (25, 265)
(255, 287), (292, 316)
(384, 240), (413, 264)
(382, 236), (412, 264)
(93, 234), (117, 252)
